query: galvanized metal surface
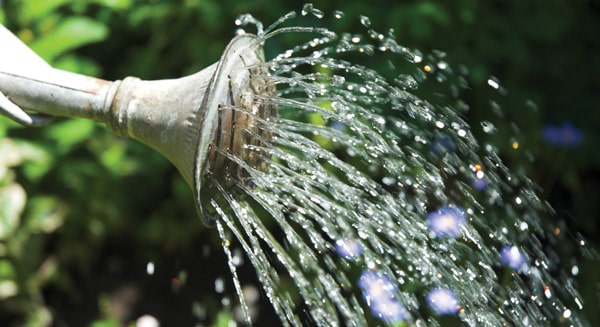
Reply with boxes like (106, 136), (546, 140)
(0, 24), (274, 222)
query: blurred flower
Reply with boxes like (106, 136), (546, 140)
(335, 238), (362, 259)
(542, 123), (583, 147)
(358, 270), (407, 322)
(426, 287), (460, 315)
(500, 245), (527, 270)
(472, 177), (487, 191)
(430, 136), (455, 156)
(359, 270), (397, 300)
(330, 120), (347, 131)
(370, 297), (408, 322)
(470, 163), (487, 190)
(427, 205), (466, 238)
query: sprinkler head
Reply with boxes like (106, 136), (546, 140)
(0, 26), (276, 224)
(195, 33), (277, 224)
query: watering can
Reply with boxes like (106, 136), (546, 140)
(0, 24), (276, 223)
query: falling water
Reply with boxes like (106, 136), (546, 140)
(203, 5), (587, 326)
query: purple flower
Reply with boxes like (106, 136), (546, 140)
(431, 136), (455, 156)
(370, 297), (408, 322)
(472, 177), (487, 191)
(359, 270), (398, 300)
(358, 270), (407, 322)
(500, 245), (527, 270)
(426, 287), (460, 315)
(542, 123), (583, 147)
(335, 238), (363, 259)
(427, 205), (466, 238)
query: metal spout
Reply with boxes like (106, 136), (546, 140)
(0, 25), (276, 223)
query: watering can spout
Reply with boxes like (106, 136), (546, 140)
(0, 24), (276, 223)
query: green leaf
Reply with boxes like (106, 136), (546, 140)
(20, 0), (72, 25)
(29, 16), (109, 62)
(214, 310), (234, 327)
(25, 196), (65, 234)
(0, 183), (26, 240)
(53, 54), (102, 76)
(44, 119), (96, 153)
(91, 0), (133, 10)
(0, 259), (16, 279)
(90, 318), (120, 327)
(0, 139), (53, 182)
(24, 306), (53, 327)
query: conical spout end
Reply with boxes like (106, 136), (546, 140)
(108, 33), (276, 225)
(193, 33), (276, 225)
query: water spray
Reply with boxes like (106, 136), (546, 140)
(0, 10), (590, 325)
(0, 25), (276, 224)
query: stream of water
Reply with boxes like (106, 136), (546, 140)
(203, 5), (587, 326)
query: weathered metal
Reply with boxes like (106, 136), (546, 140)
(0, 24), (276, 221)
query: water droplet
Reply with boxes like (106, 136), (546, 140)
(476, 170), (484, 179)
(519, 222), (528, 231)
(333, 10), (345, 19)
(215, 277), (225, 293)
(331, 75), (346, 86)
(544, 285), (552, 298)
(487, 77), (500, 89)
(359, 15), (371, 27)
(234, 13), (264, 35)
(481, 121), (496, 134)
(301, 3), (324, 18)
(437, 61), (448, 70)
(136, 315), (159, 327)
(570, 265), (579, 276)
(394, 74), (418, 89)
(146, 261), (155, 275)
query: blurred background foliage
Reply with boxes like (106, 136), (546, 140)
(0, 0), (599, 326)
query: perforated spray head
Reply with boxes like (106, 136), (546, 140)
(194, 34), (277, 224)
(0, 27), (276, 224)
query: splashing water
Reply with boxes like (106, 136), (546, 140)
(204, 6), (587, 326)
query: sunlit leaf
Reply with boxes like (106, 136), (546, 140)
(0, 139), (53, 182)
(29, 17), (109, 62)
(20, 0), (72, 25)
(0, 183), (26, 240)
(89, 317), (120, 327)
(215, 310), (235, 327)
(24, 306), (53, 327)
(91, 0), (133, 10)
(0, 259), (17, 279)
(25, 196), (65, 234)
(0, 139), (25, 168)
(0, 280), (18, 299)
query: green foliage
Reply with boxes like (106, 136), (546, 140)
(0, 0), (599, 325)
(29, 16), (109, 63)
